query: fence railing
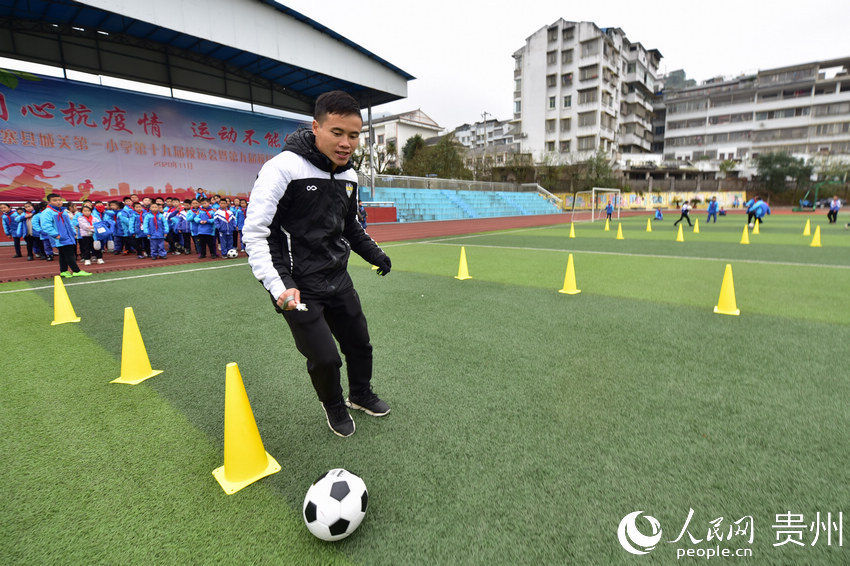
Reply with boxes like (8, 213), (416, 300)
(358, 173), (529, 193)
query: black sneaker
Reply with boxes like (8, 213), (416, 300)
(346, 391), (390, 417)
(322, 401), (355, 437)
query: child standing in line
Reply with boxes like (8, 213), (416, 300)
(77, 205), (104, 266)
(233, 198), (247, 251)
(41, 193), (90, 277)
(22, 202), (41, 260)
(129, 202), (147, 259)
(214, 201), (237, 255)
(13, 207), (27, 257)
(187, 199), (201, 256)
(116, 197), (134, 254)
(143, 202), (169, 260)
(192, 198), (218, 259)
(35, 203), (55, 262)
(1, 203), (22, 257)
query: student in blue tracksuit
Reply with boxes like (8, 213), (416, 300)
(752, 199), (770, 224)
(744, 196), (759, 225)
(233, 198), (247, 251)
(13, 207), (27, 256)
(1, 203), (23, 257)
(41, 193), (90, 277)
(605, 202), (614, 221)
(192, 198), (218, 258)
(176, 199), (192, 253)
(706, 196), (719, 223)
(127, 202), (148, 259)
(186, 199), (201, 254)
(21, 202), (40, 259)
(654, 208), (663, 221)
(142, 202), (169, 259)
(214, 201), (237, 255)
(165, 202), (184, 254)
(33, 204), (55, 261)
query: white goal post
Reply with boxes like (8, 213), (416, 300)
(569, 187), (621, 222)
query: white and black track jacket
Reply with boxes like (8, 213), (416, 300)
(243, 128), (386, 303)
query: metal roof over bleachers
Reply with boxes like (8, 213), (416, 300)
(0, 0), (414, 114)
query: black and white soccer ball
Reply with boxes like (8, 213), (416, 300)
(303, 468), (368, 541)
(226, 248), (238, 258)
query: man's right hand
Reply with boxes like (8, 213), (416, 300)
(276, 288), (301, 311)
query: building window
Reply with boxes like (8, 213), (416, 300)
(578, 88), (598, 105)
(548, 27), (558, 42)
(578, 111), (597, 127)
(562, 26), (575, 41)
(515, 78), (521, 90)
(577, 136), (596, 151)
(547, 50), (557, 65)
(377, 134), (384, 144)
(579, 65), (599, 81)
(545, 119), (556, 133)
(580, 39), (599, 58)
(546, 74), (557, 88)
(514, 101), (521, 114)
(563, 95), (572, 108)
(548, 96), (556, 109)
(559, 140), (570, 152)
(560, 118), (571, 132)
(514, 55), (522, 70)
(561, 49), (573, 65)
(546, 141), (556, 152)
(627, 62), (636, 73)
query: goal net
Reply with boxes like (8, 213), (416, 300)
(569, 187), (621, 222)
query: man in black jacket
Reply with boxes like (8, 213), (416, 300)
(243, 91), (392, 438)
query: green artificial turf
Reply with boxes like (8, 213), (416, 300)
(2, 213), (848, 565)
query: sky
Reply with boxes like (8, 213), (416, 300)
(283, 0), (850, 130)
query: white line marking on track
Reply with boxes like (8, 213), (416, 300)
(0, 261), (249, 295)
(420, 242), (850, 270)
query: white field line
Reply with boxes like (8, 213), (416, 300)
(420, 241), (850, 270)
(0, 261), (249, 295)
(380, 222), (574, 248)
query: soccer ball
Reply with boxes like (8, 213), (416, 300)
(226, 248), (238, 258)
(303, 468), (368, 541)
(748, 223), (754, 229)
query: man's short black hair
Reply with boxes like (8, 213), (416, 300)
(123, 196), (132, 202)
(46, 193), (60, 200)
(314, 90), (360, 122)
(183, 199), (192, 204)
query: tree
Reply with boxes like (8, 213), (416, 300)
(401, 134), (426, 164)
(351, 140), (397, 175)
(577, 151), (618, 192)
(755, 152), (813, 194)
(403, 135), (473, 179)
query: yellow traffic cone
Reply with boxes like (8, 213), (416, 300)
(615, 223), (624, 240)
(212, 363), (281, 494)
(752, 220), (760, 235)
(569, 222), (576, 239)
(693, 218), (700, 234)
(739, 225), (750, 245)
(604, 218), (610, 231)
(111, 307), (163, 385)
(558, 253), (581, 295)
(51, 275), (81, 325)
(803, 218), (811, 236)
(675, 223), (684, 242)
(646, 218), (652, 232)
(713, 264), (740, 316)
(810, 225), (821, 247)
(454, 246), (472, 280)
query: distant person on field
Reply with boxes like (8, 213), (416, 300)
(41, 193), (90, 277)
(192, 197), (218, 258)
(827, 195), (842, 224)
(751, 199), (770, 225)
(605, 202), (613, 221)
(357, 202), (368, 229)
(143, 202), (169, 259)
(706, 196), (719, 223)
(77, 205), (104, 266)
(34, 203), (55, 261)
(674, 201), (692, 226)
(654, 208), (663, 221)
(128, 202), (147, 259)
(745, 195), (760, 225)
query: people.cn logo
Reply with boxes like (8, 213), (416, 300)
(306, 185), (318, 191)
(617, 511), (663, 555)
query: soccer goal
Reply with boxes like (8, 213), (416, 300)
(569, 187), (621, 222)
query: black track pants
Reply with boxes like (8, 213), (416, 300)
(282, 287), (373, 404)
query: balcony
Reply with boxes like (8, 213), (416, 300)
(514, 69), (522, 78)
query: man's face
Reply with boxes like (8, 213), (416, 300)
(312, 112), (362, 168)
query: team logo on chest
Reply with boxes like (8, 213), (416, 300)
(345, 183), (354, 198)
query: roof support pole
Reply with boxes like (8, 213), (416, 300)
(368, 104), (375, 201)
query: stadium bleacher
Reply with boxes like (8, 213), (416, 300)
(371, 187), (560, 222)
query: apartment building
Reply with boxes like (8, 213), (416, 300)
(360, 109), (442, 167)
(662, 57), (850, 160)
(511, 20), (662, 162)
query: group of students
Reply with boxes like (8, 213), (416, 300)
(1, 190), (248, 277)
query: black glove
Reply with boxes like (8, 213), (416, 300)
(374, 254), (391, 276)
